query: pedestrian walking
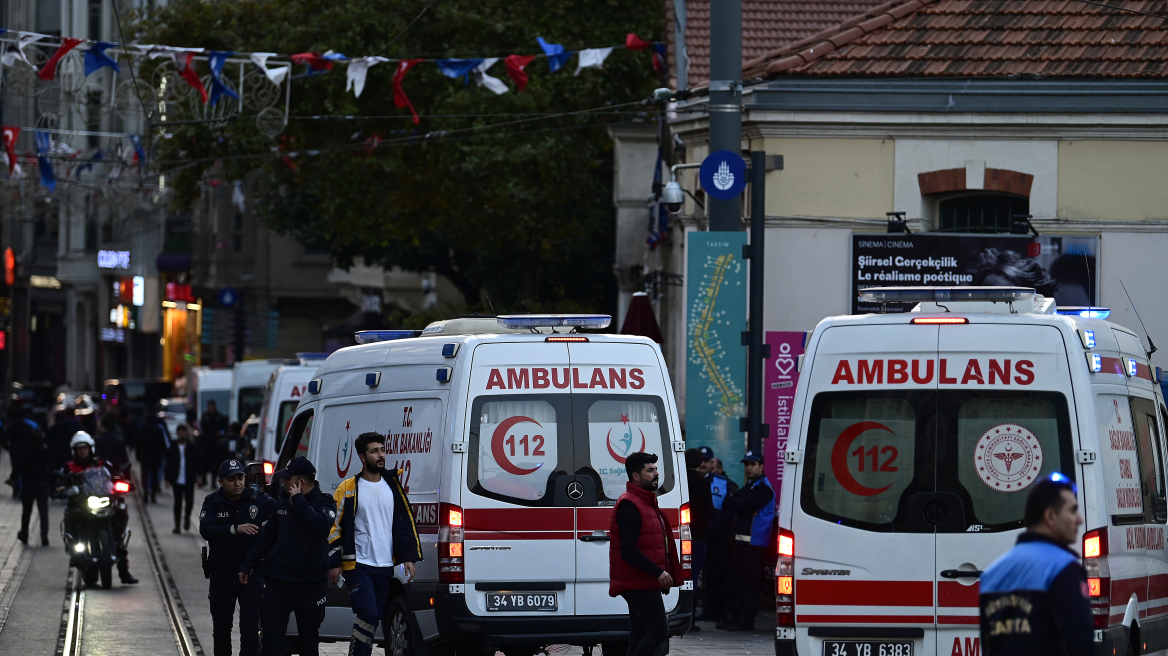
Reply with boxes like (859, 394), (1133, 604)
(716, 451), (774, 632)
(165, 424), (203, 533)
(200, 459), (275, 656)
(4, 401), (34, 497)
(45, 407), (80, 468)
(327, 432), (423, 655)
(17, 429), (53, 546)
(138, 416), (169, 503)
(608, 451), (683, 656)
(239, 457), (336, 656)
(979, 474), (1091, 656)
(200, 400), (229, 484)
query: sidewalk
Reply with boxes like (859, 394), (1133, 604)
(0, 490), (34, 635)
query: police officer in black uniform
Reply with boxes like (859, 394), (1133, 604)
(200, 459), (275, 656)
(238, 457), (336, 656)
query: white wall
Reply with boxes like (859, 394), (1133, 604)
(1099, 231), (1168, 370)
(762, 226), (853, 333)
(894, 139), (1059, 222)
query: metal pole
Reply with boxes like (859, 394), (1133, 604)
(747, 151), (766, 454)
(707, 0), (742, 232)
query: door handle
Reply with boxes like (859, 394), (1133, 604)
(579, 530), (610, 543)
(940, 569), (983, 579)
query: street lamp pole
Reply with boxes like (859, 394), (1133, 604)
(707, 0), (742, 232)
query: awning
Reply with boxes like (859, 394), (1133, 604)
(620, 291), (663, 344)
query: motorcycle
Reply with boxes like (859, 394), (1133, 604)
(55, 465), (133, 589)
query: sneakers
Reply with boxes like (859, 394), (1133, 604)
(16, 531), (27, 545)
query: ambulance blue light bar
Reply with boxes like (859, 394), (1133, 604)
(354, 330), (422, 344)
(1059, 307), (1111, 319)
(296, 352), (329, 360)
(496, 314), (612, 329)
(858, 286), (1035, 303)
(1086, 354), (1102, 373)
(1079, 330), (1096, 349)
(1128, 358), (1139, 377)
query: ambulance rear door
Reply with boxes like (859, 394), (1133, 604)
(795, 323), (939, 655)
(568, 341), (683, 617)
(934, 323), (1079, 656)
(463, 342), (578, 617)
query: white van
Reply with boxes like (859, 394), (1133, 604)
(272, 315), (694, 654)
(255, 359), (325, 477)
(231, 359), (291, 424)
(775, 286), (1168, 656)
(191, 366), (233, 418)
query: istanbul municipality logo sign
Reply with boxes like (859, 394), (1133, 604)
(699, 150), (747, 200)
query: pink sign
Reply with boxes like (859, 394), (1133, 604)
(765, 332), (805, 503)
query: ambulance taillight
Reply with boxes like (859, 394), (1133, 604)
(1082, 528), (1110, 629)
(776, 528), (795, 628)
(438, 503), (465, 584)
(679, 503), (692, 580)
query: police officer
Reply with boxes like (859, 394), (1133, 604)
(716, 451), (775, 632)
(239, 457), (336, 656)
(979, 474), (1091, 656)
(200, 459), (274, 656)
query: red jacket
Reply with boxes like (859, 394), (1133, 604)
(608, 482), (682, 597)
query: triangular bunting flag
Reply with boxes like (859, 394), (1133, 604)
(473, 59), (509, 95)
(249, 53), (289, 86)
(504, 54), (537, 92)
(346, 57), (388, 98)
(537, 37), (571, 73)
(39, 38), (83, 81)
(2, 127), (19, 176)
(84, 42), (121, 76)
(291, 52), (332, 74)
(575, 47), (613, 75)
(2, 33), (40, 69)
(35, 131), (55, 193)
(437, 59), (484, 83)
(207, 51), (239, 106)
(393, 59), (424, 125)
(626, 34), (652, 51)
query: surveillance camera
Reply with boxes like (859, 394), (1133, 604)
(663, 180), (685, 214)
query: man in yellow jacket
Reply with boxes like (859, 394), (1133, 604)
(327, 432), (422, 656)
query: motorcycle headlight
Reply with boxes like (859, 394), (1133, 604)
(74, 544), (85, 553)
(87, 496), (110, 510)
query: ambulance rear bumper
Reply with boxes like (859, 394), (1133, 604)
(427, 587), (694, 646)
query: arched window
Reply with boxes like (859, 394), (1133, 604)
(938, 193), (1029, 233)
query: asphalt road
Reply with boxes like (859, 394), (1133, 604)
(0, 481), (774, 655)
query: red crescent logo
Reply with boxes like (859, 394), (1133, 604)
(491, 416), (543, 475)
(606, 428), (647, 465)
(336, 433), (353, 478)
(830, 421), (895, 497)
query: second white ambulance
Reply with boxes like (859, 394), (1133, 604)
(272, 315), (694, 654)
(775, 286), (1168, 656)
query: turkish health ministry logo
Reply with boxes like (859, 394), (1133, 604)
(975, 424), (1043, 492)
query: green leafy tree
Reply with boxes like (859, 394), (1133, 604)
(137, 0), (663, 313)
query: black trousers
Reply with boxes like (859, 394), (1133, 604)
(209, 573), (264, 656)
(620, 589), (668, 656)
(172, 482), (195, 528)
(701, 534), (733, 619)
(730, 542), (766, 625)
(20, 484), (48, 540)
(259, 577), (326, 656)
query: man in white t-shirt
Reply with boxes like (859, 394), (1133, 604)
(327, 432), (422, 656)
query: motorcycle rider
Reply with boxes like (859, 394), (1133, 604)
(62, 432), (139, 584)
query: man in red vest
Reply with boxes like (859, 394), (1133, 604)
(609, 451), (683, 656)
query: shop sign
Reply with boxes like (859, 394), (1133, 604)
(852, 233), (1099, 314)
(132, 276), (144, 307)
(30, 275), (61, 289)
(165, 282), (196, 303)
(97, 250), (131, 270)
(100, 327), (125, 343)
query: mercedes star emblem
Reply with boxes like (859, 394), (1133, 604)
(566, 481), (585, 500)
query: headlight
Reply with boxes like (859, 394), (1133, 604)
(87, 496), (110, 509)
(74, 544), (85, 553)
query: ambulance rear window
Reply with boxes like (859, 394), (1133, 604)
(469, 396), (567, 504)
(802, 390), (1074, 532)
(579, 397), (673, 501)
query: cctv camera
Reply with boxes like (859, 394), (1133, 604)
(663, 180), (685, 214)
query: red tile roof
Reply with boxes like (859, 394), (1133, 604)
(667, 0), (892, 86)
(744, 0), (1168, 79)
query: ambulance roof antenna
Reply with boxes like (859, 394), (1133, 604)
(1120, 278), (1157, 357)
(486, 295), (497, 317)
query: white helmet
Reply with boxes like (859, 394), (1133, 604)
(70, 431), (95, 450)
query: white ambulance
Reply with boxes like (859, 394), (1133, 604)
(775, 286), (1168, 656)
(272, 315), (694, 653)
(255, 357), (326, 479)
(231, 359), (291, 424)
